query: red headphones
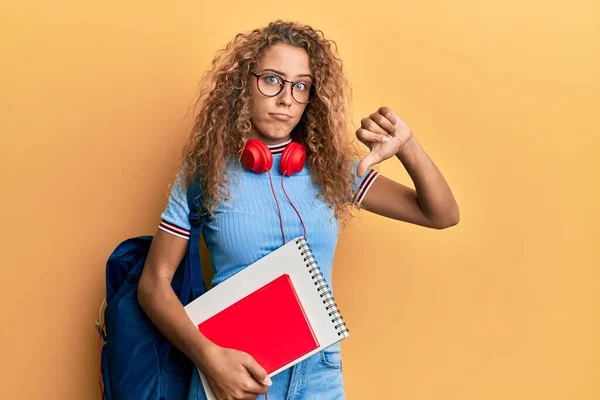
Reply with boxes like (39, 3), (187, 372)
(241, 138), (307, 176)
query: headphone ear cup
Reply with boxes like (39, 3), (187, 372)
(280, 142), (307, 176)
(241, 139), (273, 174)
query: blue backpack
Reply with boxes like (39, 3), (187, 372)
(98, 178), (207, 399)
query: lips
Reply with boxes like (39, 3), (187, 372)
(269, 113), (293, 120)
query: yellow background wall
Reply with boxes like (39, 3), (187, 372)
(1, 0), (598, 398)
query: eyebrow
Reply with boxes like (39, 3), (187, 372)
(261, 68), (314, 81)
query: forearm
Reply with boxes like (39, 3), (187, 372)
(396, 135), (459, 227)
(137, 269), (215, 369)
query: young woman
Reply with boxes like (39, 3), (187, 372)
(138, 20), (459, 400)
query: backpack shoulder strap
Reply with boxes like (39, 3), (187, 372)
(180, 174), (207, 303)
(186, 174), (204, 228)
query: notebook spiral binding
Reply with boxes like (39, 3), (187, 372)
(295, 237), (350, 337)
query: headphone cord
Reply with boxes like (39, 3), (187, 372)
(281, 174), (307, 239)
(267, 171), (286, 246)
(267, 169), (308, 246)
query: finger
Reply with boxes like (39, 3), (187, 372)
(357, 152), (382, 178)
(369, 112), (396, 135)
(377, 106), (397, 125)
(240, 378), (269, 397)
(242, 355), (271, 387)
(360, 117), (391, 138)
(356, 128), (391, 145)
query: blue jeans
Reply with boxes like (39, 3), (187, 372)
(188, 345), (345, 400)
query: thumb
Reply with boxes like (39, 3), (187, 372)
(357, 153), (380, 178)
(242, 355), (272, 387)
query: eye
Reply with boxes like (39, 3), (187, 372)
(294, 82), (307, 91)
(265, 75), (281, 85)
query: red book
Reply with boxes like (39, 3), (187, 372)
(197, 274), (320, 373)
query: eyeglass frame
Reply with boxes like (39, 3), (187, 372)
(250, 71), (315, 104)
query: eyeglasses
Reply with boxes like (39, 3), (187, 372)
(251, 72), (315, 104)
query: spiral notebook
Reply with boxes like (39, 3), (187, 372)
(184, 237), (349, 400)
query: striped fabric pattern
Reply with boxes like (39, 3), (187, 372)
(158, 219), (190, 239)
(352, 169), (380, 206)
(267, 139), (291, 155)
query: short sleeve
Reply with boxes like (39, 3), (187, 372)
(158, 171), (191, 240)
(351, 159), (381, 206)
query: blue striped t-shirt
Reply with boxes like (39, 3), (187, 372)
(159, 139), (380, 290)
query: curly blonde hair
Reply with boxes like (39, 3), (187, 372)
(179, 20), (364, 224)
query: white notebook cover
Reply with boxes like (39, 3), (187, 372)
(184, 236), (349, 400)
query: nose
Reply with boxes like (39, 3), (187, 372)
(276, 82), (294, 106)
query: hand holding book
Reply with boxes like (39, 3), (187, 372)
(198, 343), (271, 400)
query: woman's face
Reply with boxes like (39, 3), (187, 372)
(248, 43), (313, 146)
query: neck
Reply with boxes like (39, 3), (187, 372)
(249, 128), (293, 146)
